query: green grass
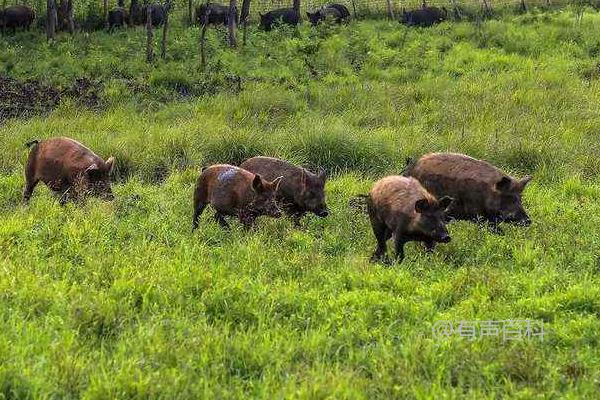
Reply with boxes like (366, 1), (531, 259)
(1, 8), (600, 398)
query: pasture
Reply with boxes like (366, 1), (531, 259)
(1, 7), (600, 398)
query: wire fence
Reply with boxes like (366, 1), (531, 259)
(0, 0), (596, 30)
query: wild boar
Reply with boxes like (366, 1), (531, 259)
(196, 3), (236, 26)
(400, 6), (447, 27)
(108, 0), (129, 30)
(240, 156), (328, 225)
(306, 4), (350, 25)
(0, 5), (35, 33)
(404, 152), (533, 232)
(192, 165), (282, 230)
(368, 176), (452, 263)
(130, 0), (165, 26)
(23, 137), (115, 204)
(259, 8), (299, 31)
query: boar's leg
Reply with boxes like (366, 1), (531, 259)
(488, 218), (504, 235)
(394, 234), (407, 263)
(423, 240), (436, 253)
(214, 212), (230, 229)
(22, 179), (39, 203)
(291, 211), (306, 227)
(192, 202), (207, 231)
(369, 218), (391, 264)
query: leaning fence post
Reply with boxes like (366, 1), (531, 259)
(161, 0), (172, 59)
(386, 0), (395, 20)
(519, 0), (527, 12)
(200, 22), (208, 69)
(240, 0), (251, 46)
(481, 0), (491, 16)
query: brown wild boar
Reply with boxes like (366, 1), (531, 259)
(23, 137), (115, 204)
(192, 165), (283, 230)
(404, 152), (533, 232)
(240, 156), (328, 225)
(368, 176), (452, 263)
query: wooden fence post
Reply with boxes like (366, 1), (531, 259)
(200, 22), (207, 69)
(146, 5), (154, 63)
(104, 0), (109, 29)
(520, 0), (527, 12)
(481, 0), (491, 16)
(228, 0), (237, 47)
(240, 0), (251, 46)
(46, 0), (57, 40)
(66, 0), (74, 33)
(386, 0), (395, 20)
(161, 1), (171, 59)
(293, 0), (300, 18)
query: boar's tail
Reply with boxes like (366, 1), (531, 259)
(25, 140), (39, 149)
(401, 156), (416, 176)
(349, 194), (369, 213)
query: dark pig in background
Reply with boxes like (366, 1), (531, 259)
(196, 3), (236, 26)
(259, 8), (300, 31)
(306, 3), (350, 25)
(400, 6), (447, 27)
(0, 5), (35, 32)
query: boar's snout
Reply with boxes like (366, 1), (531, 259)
(103, 192), (115, 201)
(316, 208), (329, 218)
(438, 233), (451, 243)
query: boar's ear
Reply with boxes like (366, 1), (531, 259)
(495, 176), (512, 192)
(518, 175), (533, 191)
(105, 157), (115, 175)
(252, 174), (265, 192)
(438, 196), (453, 211)
(414, 199), (431, 214)
(318, 167), (327, 182)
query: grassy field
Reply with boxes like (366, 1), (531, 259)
(1, 8), (600, 398)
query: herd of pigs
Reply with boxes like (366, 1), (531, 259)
(22, 137), (533, 263)
(0, 2), (448, 33)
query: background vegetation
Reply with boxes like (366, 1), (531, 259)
(1, 7), (600, 398)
